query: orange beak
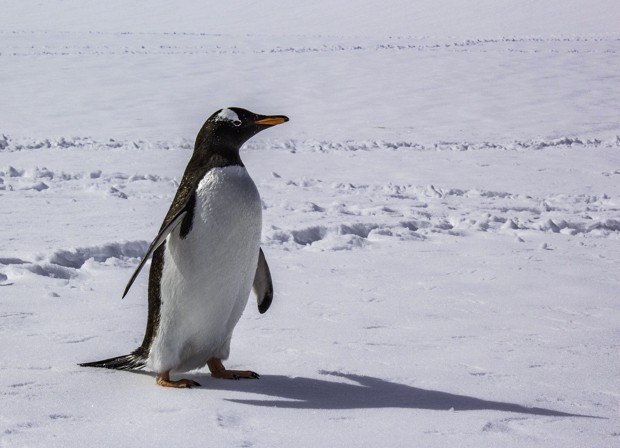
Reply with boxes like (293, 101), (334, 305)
(254, 116), (289, 126)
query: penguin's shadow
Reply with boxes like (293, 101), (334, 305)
(189, 370), (598, 418)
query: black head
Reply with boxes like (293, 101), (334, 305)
(194, 107), (289, 153)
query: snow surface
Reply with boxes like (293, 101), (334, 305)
(1, 1), (620, 447)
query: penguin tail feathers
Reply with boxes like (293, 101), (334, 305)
(79, 348), (147, 371)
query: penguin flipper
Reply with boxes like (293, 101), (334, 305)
(253, 247), (273, 314)
(122, 207), (188, 298)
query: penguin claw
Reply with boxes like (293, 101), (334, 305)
(156, 374), (201, 388)
(207, 358), (260, 380)
(211, 370), (259, 380)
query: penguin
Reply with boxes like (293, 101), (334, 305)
(80, 107), (288, 388)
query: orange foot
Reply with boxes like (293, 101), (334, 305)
(156, 371), (201, 388)
(207, 358), (260, 380)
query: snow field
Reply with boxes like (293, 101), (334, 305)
(2, 31), (620, 143)
(2, 1), (620, 446)
(2, 137), (619, 447)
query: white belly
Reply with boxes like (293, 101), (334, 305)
(147, 165), (262, 373)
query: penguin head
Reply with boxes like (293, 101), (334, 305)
(195, 107), (289, 152)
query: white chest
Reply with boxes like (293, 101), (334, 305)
(149, 165), (263, 372)
(167, 165), (263, 269)
(195, 165), (262, 243)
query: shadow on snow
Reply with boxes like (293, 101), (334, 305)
(190, 370), (598, 418)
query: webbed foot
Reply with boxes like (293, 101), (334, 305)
(207, 358), (260, 380)
(156, 371), (201, 388)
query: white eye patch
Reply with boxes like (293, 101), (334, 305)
(215, 108), (241, 125)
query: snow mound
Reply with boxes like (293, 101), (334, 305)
(49, 241), (149, 269)
(268, 222), (424, 250)
(1, 241), (149, 280)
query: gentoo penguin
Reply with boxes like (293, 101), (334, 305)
(81, 107), (288, 388)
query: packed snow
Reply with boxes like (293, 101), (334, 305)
(1, 1), (619, 447)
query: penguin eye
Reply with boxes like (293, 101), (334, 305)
(232, 120), (242, 127)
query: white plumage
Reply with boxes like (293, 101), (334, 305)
(147, 165), (262, 373)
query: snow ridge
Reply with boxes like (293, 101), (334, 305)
(2, 31), (618, 57)
(48, 241), (149, 269)
(0, 134), (193, 152)
(0, 241), (149, 280)
(1, 135), (618, 153)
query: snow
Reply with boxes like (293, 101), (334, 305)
(1, 1), (620, 447)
